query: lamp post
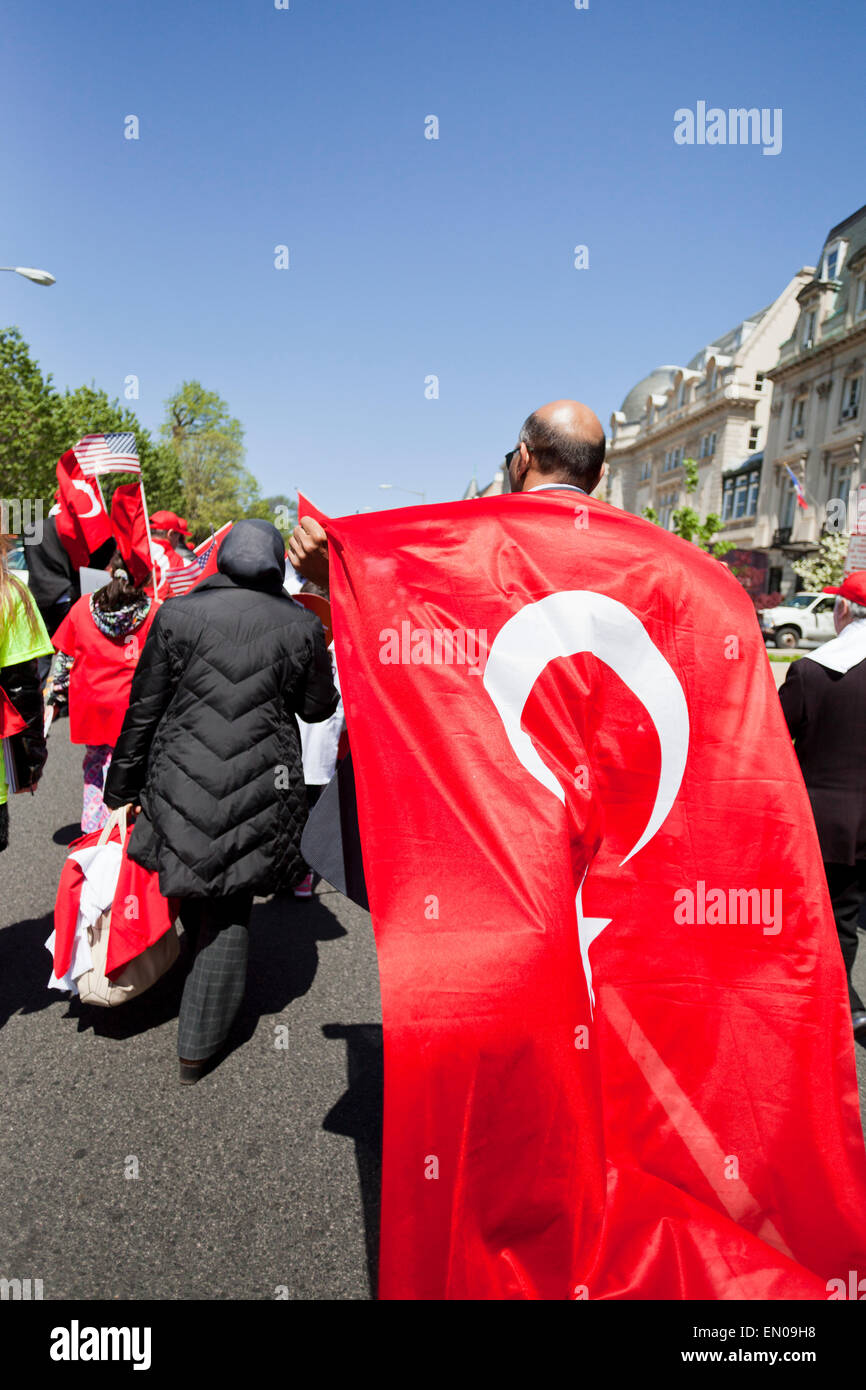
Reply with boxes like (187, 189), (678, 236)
(379, 483), (427, 504)
(0, 266), (56, 286)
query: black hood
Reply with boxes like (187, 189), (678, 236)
(217, 519), (286, 595)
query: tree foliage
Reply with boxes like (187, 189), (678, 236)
(642, 458), (734, 558)
(0, 326), (179, 512)
(791, 532), (848, 590)
(0, 331), (270, 538)
(159, 381), (264, 539)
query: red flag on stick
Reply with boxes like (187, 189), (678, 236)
(110, 482), (152, 586)
(55, 449), (113, 569)
(326, 491), (866, 1301)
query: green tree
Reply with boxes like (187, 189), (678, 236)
(0, 326), (67, 503)
(55, 382), (183, 515)
(0, 326), (181, 514)
(791, 532), (848, 590)
(642, 458), (734, 558)
(160, 381), (263, 539)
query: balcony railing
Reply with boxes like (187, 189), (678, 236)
(772, 527), (793, 547)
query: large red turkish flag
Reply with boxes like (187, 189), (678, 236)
(55, 448), (113, 569)
(326, 490), (866, 1301)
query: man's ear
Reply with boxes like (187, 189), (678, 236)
(513, 442), (531, 489)
(590, 461), (606, 494)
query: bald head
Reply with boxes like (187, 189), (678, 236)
(510, 399), (606, 494)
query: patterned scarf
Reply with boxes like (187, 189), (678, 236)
(89, 594), (151, 640)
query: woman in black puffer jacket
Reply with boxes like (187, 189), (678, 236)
(104, 520), (339, 1081)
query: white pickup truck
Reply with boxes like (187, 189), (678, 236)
(759, 592), (836, 649)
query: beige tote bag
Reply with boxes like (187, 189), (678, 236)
(76, 806), (180, 1008)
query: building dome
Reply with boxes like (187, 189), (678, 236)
(619, 366), (679, 423)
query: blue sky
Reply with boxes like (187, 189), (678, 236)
(2, 0), (864, 515)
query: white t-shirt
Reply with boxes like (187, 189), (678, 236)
(297, 651), (344, 785)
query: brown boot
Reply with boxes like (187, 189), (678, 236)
(179, 1057), (206, 1085)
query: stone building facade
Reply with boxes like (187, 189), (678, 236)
(752, 203), (866, 595)
(605, 271), (812, 588)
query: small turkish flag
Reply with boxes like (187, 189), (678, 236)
(55, 449), (112, 569)
(110, 482), (152, 587)
(0, 688), (26, 738)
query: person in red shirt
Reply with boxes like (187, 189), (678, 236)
(149, 511), (194, 591)
(49, 553), (156, 832)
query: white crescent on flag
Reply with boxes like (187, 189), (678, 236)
(70, 479), (103, 519)
(483, 590), (690, 1008)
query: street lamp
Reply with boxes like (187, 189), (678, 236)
(379, 483), (427, 503)
(0, 266), (56, 286)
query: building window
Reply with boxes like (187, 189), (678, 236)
(754, 372), (765, 392)
(779, 478), (797, 530)
(639, 458), (651, 481)
(708, 431), (717, 455)
(733, 475), (750, 519)
(657, 491), (678, 529)
(791, 396), (807, 438)
(721, 468), (760, 525)
(840, 375), (861, 422)
(824, 241), (845, 281)
(802, 311), (816, 348)
(829, 461), (853, 507)
(858, 279), (866, 316)
(749, 425), (760, 451)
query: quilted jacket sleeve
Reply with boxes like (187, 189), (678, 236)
(292, 623), (340, 724)
(103, 609), (176, 808)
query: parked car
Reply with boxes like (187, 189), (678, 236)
(5, 542), (29, 586)
(759, 592), (836, 648)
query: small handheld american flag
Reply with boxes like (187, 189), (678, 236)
(163, 539), (217, 596)
(73, 433), (140, 477)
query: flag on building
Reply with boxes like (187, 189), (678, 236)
(73, 433), (140, 477)
(54, 449), (113, 569)
(784, 463), (808, 510)
(326, 491), (866, 1301)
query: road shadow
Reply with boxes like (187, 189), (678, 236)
(78, 892), (346, 1050)
(1, 893), (346, 1055)
(0, 911), (66, 1027)
(52, 822), (82, 847)
(322, 1022), (383, 1298)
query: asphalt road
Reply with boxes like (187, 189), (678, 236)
(1, 712), (864, 1301)
(0, 718), (383, 1301)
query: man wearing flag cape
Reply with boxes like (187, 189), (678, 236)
(290, 400), (866, 1301)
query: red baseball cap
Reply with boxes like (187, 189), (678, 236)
(150, 510), (190, 534)
(823, 569), (866, 605)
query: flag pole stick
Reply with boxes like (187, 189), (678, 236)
(136, 468), (163, 604)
